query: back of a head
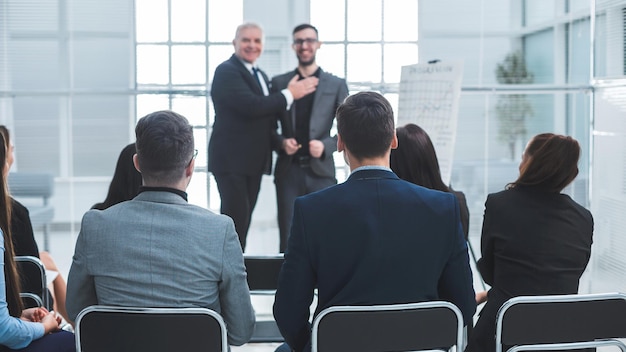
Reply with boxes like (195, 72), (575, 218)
(336, 91), (395, 160)
(509, 133), (580, 193)
(135, 110), (194, 186)
(94, 143), (143, 210)
(390, 123), (449, 192)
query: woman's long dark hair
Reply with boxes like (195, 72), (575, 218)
(0, 131), (24, 317)
(390, 123), (449, 192)
(93, 143), (143, 210)
(507, 133), (580, 193)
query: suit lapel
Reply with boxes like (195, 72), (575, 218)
(230, 55), (264, 95)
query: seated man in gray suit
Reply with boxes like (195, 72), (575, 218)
(66, 110), (255, 346)
(273, 92), (476, 352)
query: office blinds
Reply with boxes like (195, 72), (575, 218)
(0, 0), (134, 177)
(587, 0), (626, 293)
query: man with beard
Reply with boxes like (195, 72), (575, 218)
(271, 24), (349, 252)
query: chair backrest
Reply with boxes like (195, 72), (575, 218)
(244, 255), (285, 343)
(8, 173), (54, 201)
(244, 255), (284, 292)
(75, 306), (228, 352)
(14, 256), (49, 310)
(20, 292), (44, 308)
(495, 292), (626, 352)
(312, 301), (464, 352)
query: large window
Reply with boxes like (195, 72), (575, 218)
(311, 0), (419, 180)
(134, 0), (243, 209)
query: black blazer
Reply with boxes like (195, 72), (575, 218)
(208, 54), (288, 176)
(11, 199), (39, 257)
(466, 186), (593, 352)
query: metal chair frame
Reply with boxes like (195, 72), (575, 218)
(312, 301), (464, 352)
(75, 305), (228, 352)
(15, 255), (50, 310)
(244, 254), (285, 343)
(495, 292), (626, 352)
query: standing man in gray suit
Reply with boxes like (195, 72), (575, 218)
(271, 24), (349, 252)
(66, 111), (255, 346)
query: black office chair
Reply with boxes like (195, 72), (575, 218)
(244, 254), (285, 343)
(311, 301), (464, 352)
(20, 292), (44, 308)
(495, 292), (626, 352)
(75, 306), (228, 352)
(14, 256), (50, 310)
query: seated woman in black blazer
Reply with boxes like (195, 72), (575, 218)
(466, 133), (593, 352)
(390, 123), (470, 239)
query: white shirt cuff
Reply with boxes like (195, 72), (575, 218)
(281, 89), (294, 110)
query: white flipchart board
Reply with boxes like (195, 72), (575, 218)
(397, 61), (464, 185)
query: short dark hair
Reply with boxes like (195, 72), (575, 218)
(390, 123), (449, 192)
(508, 133), (580, 193)
(336, 91), (395, 160)
(135, 110), (194, 185)
(293, 23), (318, 36)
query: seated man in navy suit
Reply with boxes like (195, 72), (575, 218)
(273, 91), (476, 352)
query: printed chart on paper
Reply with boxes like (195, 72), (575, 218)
(398, 61), (464, 185)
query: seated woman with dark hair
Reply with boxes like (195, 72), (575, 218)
(0, 132), (75, 352)
(390, 123), (470, 239)
(465, 133), (593, 352)
(92, 143), (142, 210)
(0, 126), (71, 327)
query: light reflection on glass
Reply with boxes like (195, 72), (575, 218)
(384, 44), (418, 83)
(347, 0), (381, 41)
(172, 45), (206, 85)
(384, 0), (418, 41)
(136, 95), (171, 122)
(135, 0), (168, 42)
(171, 0), (206, 43)
(208, 0), (243, 42)
(347, 44), (381, 83)
(316, 44), (345, 79)
(311, 0), (345, 41)
(136, 45), (169, 85)
(172, 96), (207, 126)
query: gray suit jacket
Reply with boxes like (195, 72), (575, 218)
(66, 191), (255, 346)
(270, 68), (349, 179)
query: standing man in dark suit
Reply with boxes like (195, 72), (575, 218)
(209, 22), (318, 250)
(271, 24), (349, 252)
(273, 92), (476, 352)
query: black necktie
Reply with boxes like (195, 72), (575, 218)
(252, 67), (264, 92)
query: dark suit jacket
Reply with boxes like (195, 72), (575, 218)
(270, 68), (348, 179)
(451, 189), (470, 240)
(208, 54), (288, 176)
(273, 169), (476, 351)
(466, 186), (593, 352)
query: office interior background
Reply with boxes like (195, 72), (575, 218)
(0, 0), (625, 294)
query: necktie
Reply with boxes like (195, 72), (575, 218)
(252, 67), (268, 96)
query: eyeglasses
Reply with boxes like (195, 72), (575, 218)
(187, 149), (198, 167)
(293, 38), (318, 46)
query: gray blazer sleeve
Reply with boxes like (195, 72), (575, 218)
(66, 211), (99, 322)
(218, 218), (256, 346)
